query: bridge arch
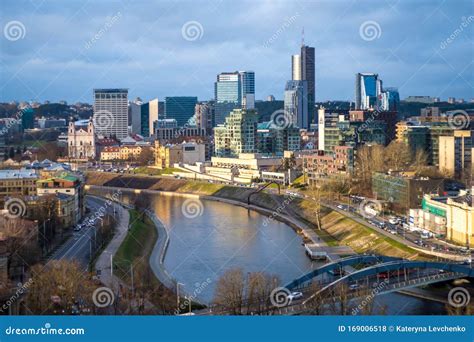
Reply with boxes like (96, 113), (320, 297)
(303, 260), (474, 304)
(285, 255), (400, 290)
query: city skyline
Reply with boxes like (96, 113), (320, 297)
(1, 0), (473, 104)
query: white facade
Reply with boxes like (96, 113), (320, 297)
(93, 89), (128, 140)
(67, 120), (96, 160)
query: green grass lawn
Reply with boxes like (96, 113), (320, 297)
(113, 209), (157, 282)
(133, 167), (184, 176)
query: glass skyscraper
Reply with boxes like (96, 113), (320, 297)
(164, 96), (198, 127)
(355, 73), (380, 110)
(284, 80), (308, 129)
(214, 71), (255, 125)
(301, 45), (315, 123)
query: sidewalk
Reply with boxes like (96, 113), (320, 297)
(94, 201), (130, 288)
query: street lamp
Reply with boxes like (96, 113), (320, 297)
(176, 282), (185, 313)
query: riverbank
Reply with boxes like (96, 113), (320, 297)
(85, 172), (427, 260)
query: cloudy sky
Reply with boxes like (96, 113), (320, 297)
(0, 0), (473, 104)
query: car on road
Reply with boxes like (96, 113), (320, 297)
(337, 204), (345, 210)
(389, 230), (397, 235)
(288, 291), (303, 301)
(388, 217), (398, 225)
(349, 284), (360, 290)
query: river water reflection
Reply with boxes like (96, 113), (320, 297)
(95, 189), (446, 314)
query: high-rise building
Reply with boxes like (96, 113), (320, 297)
(291, 54), (301, 81)
(214, 71), (255, 124)
(214, 108), (259, 157)
(93, 89), (128, 140)
(284, 80), (308, 129)
(256, 121), (300, 156)
(195, 101), (215, 134)
(355, 73), (380, 110)
(21, 108), (34, 131)
(130, 98), (143, 135)
(380, 87), (400, 111)
(164, 96), (198, 127)
(301, 45), (315, 123)
(130, 98), (159, 137)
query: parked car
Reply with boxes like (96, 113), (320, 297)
(288, 291), (303, 301)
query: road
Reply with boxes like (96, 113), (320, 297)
(48, 196), (118, 269)
(275, 189), (471, 261)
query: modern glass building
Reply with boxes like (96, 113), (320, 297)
(355, 73), (381, 110)
(164, 97), (198, 127)
(256, 121), (300, 156)
(214, 109), (259, 157)
(301, 45), (315, 124)
(93, 89), (128, 140)
(214, 71), (255, 125)
(284, 80), (308, 129)
(380, 87), (400, 111)
(21, 108), (34, 131)
(130, 98), (159, 137)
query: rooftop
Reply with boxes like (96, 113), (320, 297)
(0, 169), (38, 180)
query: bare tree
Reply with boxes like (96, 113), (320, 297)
(25, 260), (96, 315)
(213, 268), (245, 315)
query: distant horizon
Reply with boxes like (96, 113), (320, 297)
(1, 0), (473, 104)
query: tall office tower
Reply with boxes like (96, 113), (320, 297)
(93, 89), (128, 140)
(291, 54), (301, 80)
(380, 87), (400, 112)
(21, 107), (34, 131)
(214, 108), (259, 157)
(148, 99), (159, 136)
(130, 98), (143, 135)
(284, 80), (308, 129)
(195, 101), (215, 133)
(130, 98), (159, 137)
(164, 96), (198, 127)
(301, 45), (315, 123)
(240, 71), (255, 109)
(355, 73), (380, 110)
(214, 71), (255, 124)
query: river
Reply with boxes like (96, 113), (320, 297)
(92, 189), (447, 314)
